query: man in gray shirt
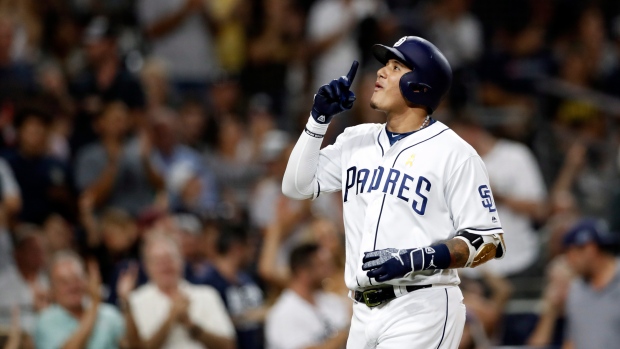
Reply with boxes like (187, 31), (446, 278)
(563, 218), (620, 349)
(75, 102), (164, 216)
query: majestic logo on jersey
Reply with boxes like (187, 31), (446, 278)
(405, 153), (416, 167)
(318, 115), (325, 122)
(344, 165), (431, 215)
(478, 185), (497, 212)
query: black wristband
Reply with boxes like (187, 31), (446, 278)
(304, 127), (324, 139)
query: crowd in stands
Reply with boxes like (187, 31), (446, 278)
(1, 0), (620, 348)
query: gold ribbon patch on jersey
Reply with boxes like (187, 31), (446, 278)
(405, 153), (416, 167)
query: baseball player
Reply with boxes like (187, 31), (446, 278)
(282, 36), (506, 348)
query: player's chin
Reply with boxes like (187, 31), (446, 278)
(369, 97), (382, 111)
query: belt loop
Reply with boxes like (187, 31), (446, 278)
(394, 285), (405, 297)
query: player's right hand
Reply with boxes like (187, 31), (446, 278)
(311, 60), (359, 124)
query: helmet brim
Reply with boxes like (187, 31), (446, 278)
(371, 44), (409, 68)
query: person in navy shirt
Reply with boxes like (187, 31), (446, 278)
(201, 224), (265, 349)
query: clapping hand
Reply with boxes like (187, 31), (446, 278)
(117, 262), (139, 302)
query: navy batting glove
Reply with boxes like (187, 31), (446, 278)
(311, 61), (358, 124)
(362, 245), (451, 282)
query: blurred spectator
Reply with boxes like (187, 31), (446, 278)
(477, 21), (555, 106)
(308, 218), (347, 298)
(604, 15), (620, 98)
(452, 118), (547, 278)
(204, 116), (263, 217)
(203, 225), (266, 349)
(74, 102), (164, 217)
(244, 0), (304, 116)
(1, 305), (34, 349)
(41, 214), (75, 256)
(80, 204), (140, 294)
(173, 213), (211, 284)
(0, 0), (41, 61)
(561, 218), (620, 349)
(549, 130), (614, 219)
(179, 99), (210, 152)
(129, 233), (235, 349)
(0, 16), (36, 103)
(265, 243), (349, 349)
(210, 0), (246, 74)
(137, 0), (220, 98)
(249, 130), (291, 230)
(149, 107), (218, 215)
(35, 253), (125, 349)
(426, 0), (483, 110)
(306, 0), (377, 90)
(459, 272), (512, 348)
(0, 225), (12, 271)
(1, 108), (73, 224)
(0, 226), (48, 334)
(70, 16), (146, 150)
(569, 7), (617, 85)
(526, 256), (573, 348)
(0, 157), (21, 221)
(140, 57), (177, 110)
(426, 0), (482, 71)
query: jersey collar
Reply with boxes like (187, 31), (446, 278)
(377, 119), (445, 154)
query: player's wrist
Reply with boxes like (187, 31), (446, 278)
(410, 244), (451, 272)
(305, 115), (329, 136)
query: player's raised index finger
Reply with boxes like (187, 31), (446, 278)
(346, 60), (359, 84)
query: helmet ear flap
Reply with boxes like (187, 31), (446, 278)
(399, 72), (432, 101)
(399, 71), (435, 113)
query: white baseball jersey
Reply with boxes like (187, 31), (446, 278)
(282, 117), (503, 291)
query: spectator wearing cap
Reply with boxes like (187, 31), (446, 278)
(0, 226), (48, 334)
(1, 108), (74, 224)
(202, 225), (266, 349)
(69, 16), (146, 150)
(562, 218), (620, 349)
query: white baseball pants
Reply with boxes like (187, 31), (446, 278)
(346, 286), (466, 349)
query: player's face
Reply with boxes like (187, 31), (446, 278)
(370, 59), (412, 113)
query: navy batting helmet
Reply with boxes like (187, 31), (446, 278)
(372, 36), (452, 114)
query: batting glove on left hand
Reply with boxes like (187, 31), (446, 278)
(311, 61), (358, 124)
(362, 246), (448, 282)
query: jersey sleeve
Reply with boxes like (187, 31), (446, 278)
(282, 117), (346, 200)
(445, 155), (503, 235)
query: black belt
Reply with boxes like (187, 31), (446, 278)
(354, 285), (432, 308)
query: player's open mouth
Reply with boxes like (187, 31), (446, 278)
(374, 82), (383, 90)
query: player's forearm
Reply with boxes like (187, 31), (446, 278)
(444, 238), (471, 268)
(282, 117), (327, 200)
(445, 233), (505, 269)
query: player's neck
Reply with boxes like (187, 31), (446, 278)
(386, 108), (428, 133)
